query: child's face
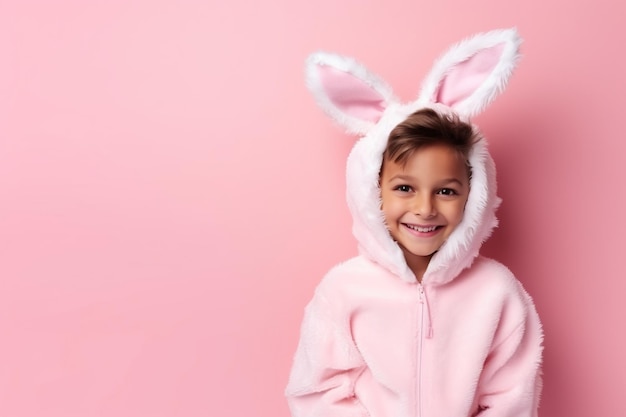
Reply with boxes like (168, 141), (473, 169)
(380, 144), (470, 272)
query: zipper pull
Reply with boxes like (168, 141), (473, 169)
(420, 286), (434, 339)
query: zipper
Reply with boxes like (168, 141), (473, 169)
(416, 285), (425, 417)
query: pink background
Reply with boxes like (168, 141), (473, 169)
(0, 1), (624, 416)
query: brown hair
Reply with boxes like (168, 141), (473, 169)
(382, 108), (477, 170)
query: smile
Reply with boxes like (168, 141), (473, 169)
(404, 224), (440, 233)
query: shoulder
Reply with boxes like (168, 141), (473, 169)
(314, 255), (409, 303)
(319, 256), (390, 286)
(459, 256), (538, 315)
(465, 257), (526, 292)
(470, 259), (544, 351)
(455, 257), (543, 347)
(468, 256), (515, 280)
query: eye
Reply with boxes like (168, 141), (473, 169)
(394, 184), (413, 193)
(437, 188), (458, 196)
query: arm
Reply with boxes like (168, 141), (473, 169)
(285, 290), (370, 417)
(473, 289), (543, 417)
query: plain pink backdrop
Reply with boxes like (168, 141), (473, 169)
(1, 1), (624, 416)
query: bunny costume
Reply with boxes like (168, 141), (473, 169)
(285, 29), (543, 417)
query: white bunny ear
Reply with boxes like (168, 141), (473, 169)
(419, 28), (522, 117)
(306, 52), (396, 135)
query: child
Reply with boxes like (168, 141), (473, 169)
(285, 28), (543, 417)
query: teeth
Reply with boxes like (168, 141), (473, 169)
(406, 224), (438, 232)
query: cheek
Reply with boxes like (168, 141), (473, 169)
(453, 204), (466, 225)
(444, 202), (466, 226)
(380, 197), (401, 223)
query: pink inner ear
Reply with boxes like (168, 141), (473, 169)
(435, 43), (505, 107)
(317, 65), (386, 123)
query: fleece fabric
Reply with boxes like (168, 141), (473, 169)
(285, 28), (543, 417)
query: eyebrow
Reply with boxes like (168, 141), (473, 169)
(387, 174), (416, 182)
(438, 178), (465, 187)
(388, 175), (465, 186)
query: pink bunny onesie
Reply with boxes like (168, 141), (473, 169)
(285, 29), (543, 417)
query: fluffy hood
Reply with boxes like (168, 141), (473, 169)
(305, 28), (521, 285)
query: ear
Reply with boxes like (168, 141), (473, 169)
(419, 28), (522, 117)
(305, 52), (396, 135)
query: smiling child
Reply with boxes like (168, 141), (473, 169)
(286, 29), (543, 417)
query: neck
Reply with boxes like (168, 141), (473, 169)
(403, 251), (432, 283)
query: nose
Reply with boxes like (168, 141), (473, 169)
(412, 194), (436, 218)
